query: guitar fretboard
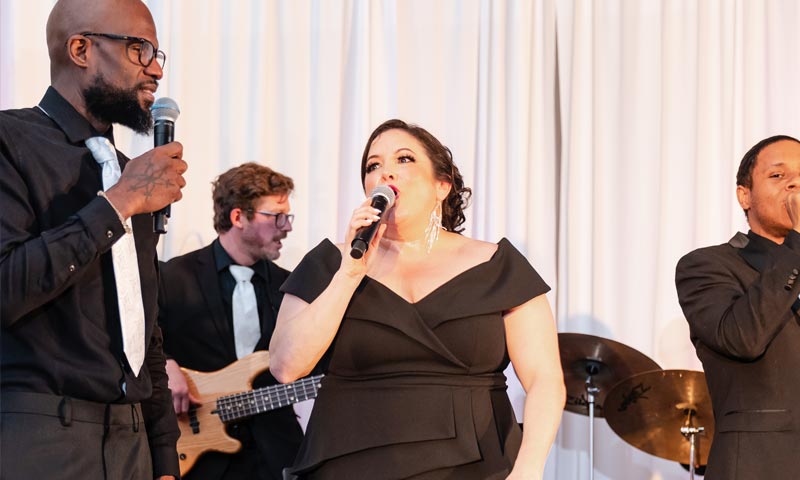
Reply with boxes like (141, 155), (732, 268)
(215, 374), (324, 423)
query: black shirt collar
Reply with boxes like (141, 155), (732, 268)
(38, 86), (115, 145)
(746, 230), (781, 251)
(212, 237), (268, 280)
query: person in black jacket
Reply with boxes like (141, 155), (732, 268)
(0, 1), (186, 478)
(676, 135), (800, 480)
(159, 162), (303, 480)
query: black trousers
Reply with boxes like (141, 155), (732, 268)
(0, 391), (152, 480)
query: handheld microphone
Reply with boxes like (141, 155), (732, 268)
(349, 185), (397, 259)
(150, 97), (180, 234)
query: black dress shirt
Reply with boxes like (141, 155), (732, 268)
(0, 87), (179, 476)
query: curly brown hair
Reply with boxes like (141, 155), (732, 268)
(360, 119), (472, 233)
(212, 162), (294, 233)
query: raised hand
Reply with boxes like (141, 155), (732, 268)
(788, 190), (800, 233)
(339, 198), (385, 278)
(105, 142), (187, 219)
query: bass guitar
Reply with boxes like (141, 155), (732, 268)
(176, 350), (323, 476)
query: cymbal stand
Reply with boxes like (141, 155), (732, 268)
(679, 409), (704, 480)
(584, 362), (601, 480)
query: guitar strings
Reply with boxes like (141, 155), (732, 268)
(217, 377), (320, 410)
(218, 382), (315, 420)
(215, 375), (324, 422)
(216, 377), (321, 421)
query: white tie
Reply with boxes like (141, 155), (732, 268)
(86, 136), (146, 376)
(229, 265), (261, 359)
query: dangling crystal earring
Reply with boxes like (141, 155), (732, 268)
(424, 202), (443, 254)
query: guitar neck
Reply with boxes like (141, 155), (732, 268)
(215, 374), (324, 423)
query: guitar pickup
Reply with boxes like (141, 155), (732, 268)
(188, 406), (200, 434)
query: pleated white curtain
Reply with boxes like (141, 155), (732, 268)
(2, 1), (799, 479)
(553, 1), (800, 478)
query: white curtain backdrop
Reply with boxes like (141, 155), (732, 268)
(2, 1), (799, 478)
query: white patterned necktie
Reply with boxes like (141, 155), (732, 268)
(229, 265), (261, 359)
(86, 136), (146, 376)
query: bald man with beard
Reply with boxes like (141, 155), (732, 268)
(0, 1), (186, 479)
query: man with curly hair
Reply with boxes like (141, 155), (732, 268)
(158, 163), (303, 480)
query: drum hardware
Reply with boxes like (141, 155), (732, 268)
(559, 333), (662, 480)
(679, 405), (705, 479)
(604, 370), (713, 480)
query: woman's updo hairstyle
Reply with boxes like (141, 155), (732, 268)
(360, 119), (472, 233)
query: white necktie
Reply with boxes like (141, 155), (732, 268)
(86, 136), (146, 376)
(229, 265), (261, 359)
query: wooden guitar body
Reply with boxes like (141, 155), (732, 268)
(177, 350), (270, 476)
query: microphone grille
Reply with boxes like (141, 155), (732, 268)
(151, 97), (180, 122)
(370, 184), (396, 208)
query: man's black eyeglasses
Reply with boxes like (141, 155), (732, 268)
(81, 32), (166, 69)
(250, 210), (295, 229)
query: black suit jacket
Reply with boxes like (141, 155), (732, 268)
(158, 243), (303, 480)
(676, 230), (800, 480)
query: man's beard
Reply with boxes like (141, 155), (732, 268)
(83, 74), (154, 134)
(242, 229), (284, 262)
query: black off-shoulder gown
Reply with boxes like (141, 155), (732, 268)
(281, 238), (550, 480)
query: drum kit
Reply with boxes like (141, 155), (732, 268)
(559, 333), (712, 480)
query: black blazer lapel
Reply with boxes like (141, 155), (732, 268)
(736, 231), (800, 314)
(194, 244), (238, 359)
(253, 261), (289, 352)
(735, 231), (769, 274)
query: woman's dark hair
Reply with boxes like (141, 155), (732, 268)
(360, 119), (472, 233)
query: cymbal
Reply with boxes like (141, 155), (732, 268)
(559, 333), (661, 417)
(604, 370), (714, 465)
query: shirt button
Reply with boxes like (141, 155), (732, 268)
(107, 230), (114, 238)
(69, 264), (76, 272)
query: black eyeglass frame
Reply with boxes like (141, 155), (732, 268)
(250, 210), (295, 229)
(80, 32), (167, 69)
